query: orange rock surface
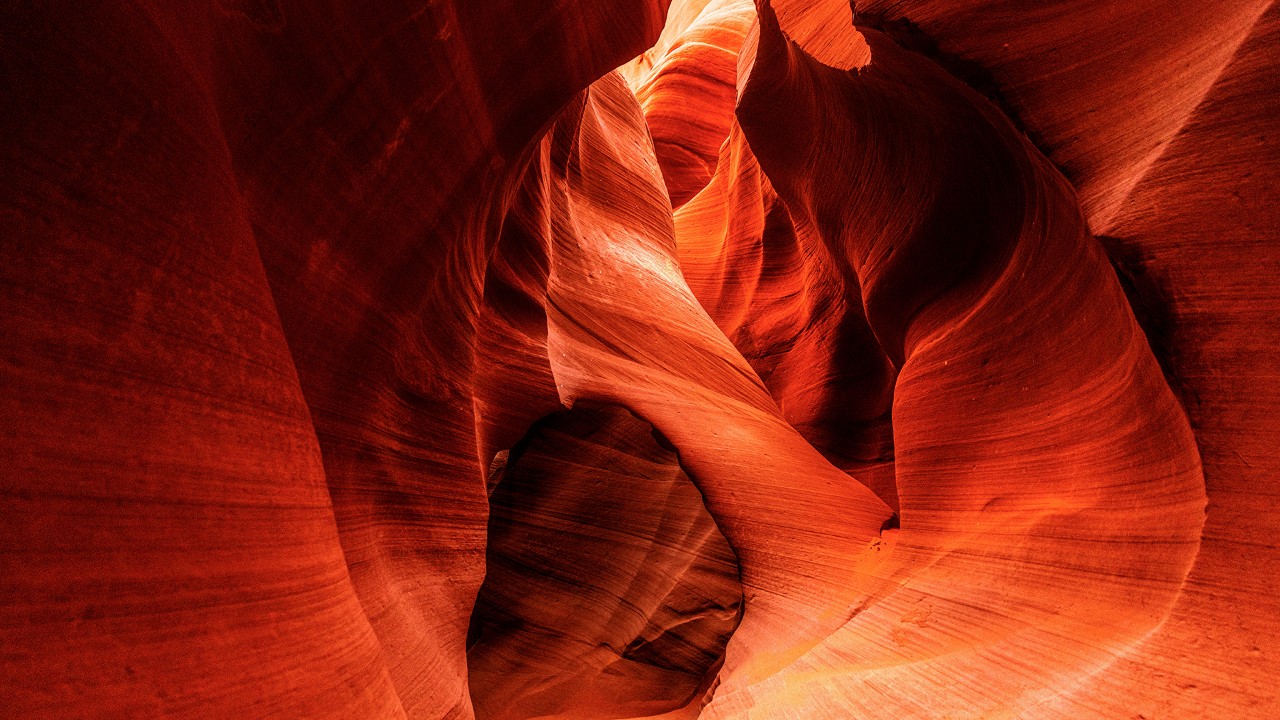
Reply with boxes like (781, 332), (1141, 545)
(2, 0), (1276, 718)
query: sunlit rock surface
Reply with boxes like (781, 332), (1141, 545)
(2, 0), (1276, 718)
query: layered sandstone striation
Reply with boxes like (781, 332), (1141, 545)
(1, 0), (1276, 718)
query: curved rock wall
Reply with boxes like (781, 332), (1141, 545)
(2, 0), (1276, 717)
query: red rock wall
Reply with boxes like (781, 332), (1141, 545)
(2, 1), (670, 717)
(2, 0), (1276, 717)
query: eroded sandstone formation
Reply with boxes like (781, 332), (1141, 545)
(2, 0), (1277, 718)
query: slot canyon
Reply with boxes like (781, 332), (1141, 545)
(2, 0), (1278, 717)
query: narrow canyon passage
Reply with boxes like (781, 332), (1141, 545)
(2, 1), (1277, 719)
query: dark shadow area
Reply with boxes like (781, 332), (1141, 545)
(1097, 234), (1192, 413)
(467, 403), (742, 719)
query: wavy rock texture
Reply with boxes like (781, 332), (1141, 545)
(708, 2), (1205, 715)
(628, 0), (755, 208)
(854, 0), (1275, 231)
(2, 1), (670, 717)
(2, 0), (1277, 718)
(469, 405), (740, 719)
